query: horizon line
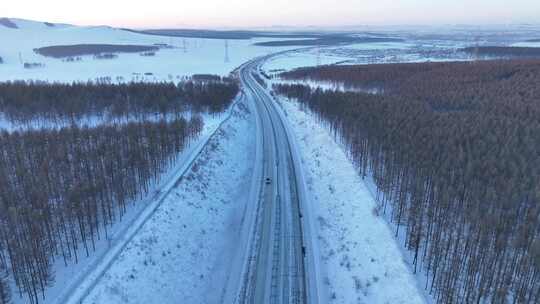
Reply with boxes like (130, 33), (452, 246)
(3, 16), (540, 31)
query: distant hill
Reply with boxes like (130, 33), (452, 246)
(0, 18), (18, 29)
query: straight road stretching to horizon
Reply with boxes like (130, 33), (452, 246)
(233, 55), (321, 304)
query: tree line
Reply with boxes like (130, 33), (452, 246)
(0, 79), (238, 124)
(276, 59), (540, 303)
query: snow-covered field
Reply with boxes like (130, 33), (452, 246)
(275, 96), (428, 304)
(78, 99), (255, 304)
(0, 18), (294, 82)
(0, 18), (483, 84)
(0, 111), (201, 132)
(262, 43), (471, 77)
(1, 19), (535, 84)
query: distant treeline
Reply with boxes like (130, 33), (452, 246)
(34, 44), (160, 58)
(125, 28), (344, 40)
(462, 46), (540, 58)
(0, 79), (239, 123)
(0, 118), (203, 304)
(276, 60), (540, 303)
(254, 36), (403, 47)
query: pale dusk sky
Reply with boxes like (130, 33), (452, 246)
(1, 0), (539, 28)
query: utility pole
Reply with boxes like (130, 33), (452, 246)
(316, 45), (321, 66)
(473, 36), (480, 62)
(224, 39), (230, 63)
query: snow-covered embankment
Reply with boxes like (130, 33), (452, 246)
(77, 99), (255, 304)
(274, 96), (428, 304)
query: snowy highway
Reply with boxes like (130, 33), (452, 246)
(4, 15), (531, 304)
(232, 56), (320, 304)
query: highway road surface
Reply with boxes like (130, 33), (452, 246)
(231, 55), (321, 304)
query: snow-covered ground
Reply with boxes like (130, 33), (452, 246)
(77, 99), (255, 304)
(275, 96), (428, 304)
(0, 18), (294, 82)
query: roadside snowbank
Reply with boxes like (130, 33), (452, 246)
(276, 96), (427, 304)
(80, 100), (255, 304)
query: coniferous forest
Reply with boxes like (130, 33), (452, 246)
(275, 60), (540, 303)
(0, 78), (238, 123)
(0, 78), (237, 303)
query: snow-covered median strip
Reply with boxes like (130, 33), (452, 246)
(275, 96), (427, 304)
